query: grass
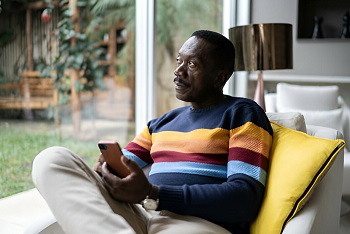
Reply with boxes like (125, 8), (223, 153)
(0, 125), (100, 199)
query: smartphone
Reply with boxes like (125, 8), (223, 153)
(98, 141), (130, 177)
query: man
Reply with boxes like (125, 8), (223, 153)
(32, 30), (273, 234)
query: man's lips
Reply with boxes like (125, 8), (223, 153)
(173, 77), (190, 88)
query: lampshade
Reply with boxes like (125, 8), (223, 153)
(229, 23), (293, 72)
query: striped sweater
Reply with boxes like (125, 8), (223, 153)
(123, 96), (273, 233)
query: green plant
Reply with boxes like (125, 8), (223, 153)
(89, 0), (135, 81)
(43, 0), (105, 104)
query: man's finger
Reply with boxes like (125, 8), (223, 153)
(101, 162), (120, 183)
(121, 156), (143, 174)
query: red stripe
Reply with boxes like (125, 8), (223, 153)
(229, 147), (269, 171)
(124, 142), (153, 164)
(151, 151), (227, 165)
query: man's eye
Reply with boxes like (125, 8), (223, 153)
(188, 61), (196, 69)
(176, 58), (182, 65)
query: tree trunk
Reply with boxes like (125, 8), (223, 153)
(69, 0), (81, 138)
(128, 31), (135, 121)
(108, 26), (117, 79)
(24, 8), (34, 119)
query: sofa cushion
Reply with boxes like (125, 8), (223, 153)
(291, 108), (343, 135)
(276, 83), (339, 112)
(266, 112), (306, 133)
(250, 122), (345, 234)
(278, 105), (344, 139)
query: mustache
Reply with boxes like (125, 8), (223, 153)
(173, 77), (190, 86)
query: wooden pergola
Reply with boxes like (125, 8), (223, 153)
(7, 0), (134, 136)
(24, 0), (119, 76)
(24, 0), (57, 71)
(23, 0), (120, 136)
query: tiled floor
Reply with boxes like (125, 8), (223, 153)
(0, 189), (53, 234)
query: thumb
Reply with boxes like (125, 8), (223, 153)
(121, 155), (142, 173)
(101, 162), (119, 181)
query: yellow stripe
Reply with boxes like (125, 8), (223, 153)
(134, 124), (272, 157)
(132, 127), (152, 150)
(151, 128), (229, 154)
(152, 128), (229, 141)
(230, 122), (271, 139)
(151, 138), (228, 154)
(229, 122), (272, 158)
(229, 134), (271, 158)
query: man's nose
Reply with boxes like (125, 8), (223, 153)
(174, 62), (185, 76)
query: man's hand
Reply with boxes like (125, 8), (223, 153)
(101, 155), (152, 203)
(93, 154), (105, 176)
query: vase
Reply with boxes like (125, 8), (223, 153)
(312, 16), (324, 39)
(340, 12), (350, 39)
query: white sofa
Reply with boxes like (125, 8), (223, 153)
(265, 83), (350, 208)
(23, 113), (345, 234)
(275, 124), (344, 234)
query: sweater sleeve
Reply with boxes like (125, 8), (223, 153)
(123, 127), (154, 167)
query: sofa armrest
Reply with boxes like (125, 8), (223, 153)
(23, 213), (63, 234)
(338, 96), (350, 152)
(283, 125), (344, 234)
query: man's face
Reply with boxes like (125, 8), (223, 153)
(173, 36), (221, 109)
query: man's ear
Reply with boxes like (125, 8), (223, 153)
(215, 70), (229, 89)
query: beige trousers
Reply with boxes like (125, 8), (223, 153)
(32, 146), (231, 234)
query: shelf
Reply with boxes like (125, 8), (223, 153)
(99, 38), (126, 47)
(249, 73), (350, 84)
(98, 60), (126, 66)
(99, 41), (109, 46)
(297, 38), (350, 43)
(298, 0), (350, 39)
(98, 61), (111, 66)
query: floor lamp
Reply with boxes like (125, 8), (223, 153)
(229, 23), (293, 111)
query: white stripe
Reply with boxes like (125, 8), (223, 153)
(122, 149), (148, 168)
(228, 160), (267, 185)
(150, 162), (227, 178)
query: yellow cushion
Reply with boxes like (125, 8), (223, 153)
(250, 122), (345, 234)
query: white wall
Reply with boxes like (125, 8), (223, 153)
(250, 0), (350, 77)
(249, 0), (350, 105)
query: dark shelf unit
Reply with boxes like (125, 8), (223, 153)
(298, 0), (350, 39)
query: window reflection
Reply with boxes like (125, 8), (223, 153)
(0, 0), (223, 198)
(155, 0), (224, 116)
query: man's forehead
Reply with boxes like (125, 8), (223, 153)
(178, 37), (197, 54)
(178, 37), (210, 58)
